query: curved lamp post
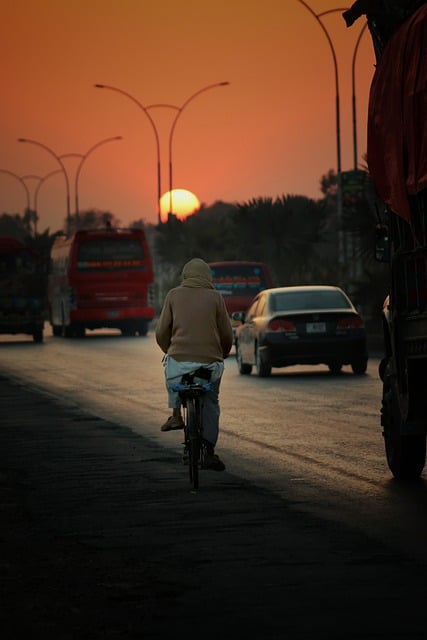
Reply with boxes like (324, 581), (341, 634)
(0, 168), (31, 213)
(61, 136), (122, 220)
(95, 83), (162, 224)
(351, 21), (368, 170)
(297, 1), (349, 272)
(21, 170), (63, 233)
(148, 82), (230, 217)
(18, 138), (71, 236)
(95, 82), (229, 222)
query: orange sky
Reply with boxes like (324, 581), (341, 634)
(1, 0), (375, 232)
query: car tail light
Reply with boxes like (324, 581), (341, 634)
(268, 319), (296, 333)
(336, 316), (364, 329)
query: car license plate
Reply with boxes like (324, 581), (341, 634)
(306, 322), (326, 333)
(107, 310), (120, 318)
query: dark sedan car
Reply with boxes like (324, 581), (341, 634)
(234, 285), (368, 377)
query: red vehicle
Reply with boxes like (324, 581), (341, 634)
(0, 236), (47, 343)
(344, 1), (427, 478)
(48, 227), (155, 337)
(208, 261), (273, 338)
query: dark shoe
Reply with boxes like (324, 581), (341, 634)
(161, 415), (184, 432)
(203, 452), (226, 472)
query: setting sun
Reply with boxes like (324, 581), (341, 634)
(160, 189), (201, 223)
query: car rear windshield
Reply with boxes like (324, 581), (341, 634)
(271, 290), (351, 311)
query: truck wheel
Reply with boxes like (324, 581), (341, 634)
(137, 321), (148, 336)
(328, 362), (342, 374)
(33, 328), (43, 343)
(382, 365), (426, 479)
(236, 341), (252, 375)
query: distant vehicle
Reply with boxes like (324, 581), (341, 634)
(208, 261), (273, 339)
(48, 227), (155, 337)
(0, 236), (47, 343)
(234, 285), (368, 377)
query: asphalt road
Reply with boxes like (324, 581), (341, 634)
(1, 368), (427, 639)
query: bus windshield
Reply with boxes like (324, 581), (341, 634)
(76, 238), (146, 272)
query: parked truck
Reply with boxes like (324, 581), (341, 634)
(0, 236), (47, 343)
(344, 1), (427, 478)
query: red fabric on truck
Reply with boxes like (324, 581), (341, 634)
(367, 4), (427, 221)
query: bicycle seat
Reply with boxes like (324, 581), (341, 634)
(182, 367), (212, 384)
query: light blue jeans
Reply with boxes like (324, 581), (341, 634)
(162, 356), (224, 447)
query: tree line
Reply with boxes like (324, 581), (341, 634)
(0, 169), (389, 332)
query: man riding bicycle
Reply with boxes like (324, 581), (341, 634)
(155, 258), (233, 471)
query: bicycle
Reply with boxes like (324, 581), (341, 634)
(171, 367), (212, 490)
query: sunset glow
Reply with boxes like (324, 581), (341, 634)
(1, 2), (376, 233)
(160, 189), (201, 223)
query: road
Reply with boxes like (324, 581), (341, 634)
(1, 324), (427, 567)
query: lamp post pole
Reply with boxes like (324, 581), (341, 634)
(0, 169), (31, 213)
(18, 138), (72, 236)
(21, 170), (63, 234)
(297, 1), (347, 273)
(351, 21), (368, 170)
(164, 82), (229, 216)
(94, 84), (162, 225)
(61, 136), (122, 222)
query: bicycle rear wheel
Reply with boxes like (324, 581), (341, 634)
(187, 398), (201, 490)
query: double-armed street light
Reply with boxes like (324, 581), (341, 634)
(60, 136), (122, 221)
(95, 83), (163, 225)
(21, 170), (63, 233)
(147, 81), (230, 217)
(94, 81), (230, 223)
(18, 138), (72, 236)
(297, 1), (371, 290)
(297, 2), (345, 244)
(351, 21), (368, 170)
(296, 1), (368, 275)
(0, 168), (31, 213)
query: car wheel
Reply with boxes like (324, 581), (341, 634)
(328, 362), (342, 374)
(236, 341), (252, 375)
(256, 344), (271, 377)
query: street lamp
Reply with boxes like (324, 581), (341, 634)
(297, 1), (348, 273)
(148, 82), (230, 217)
(60, 136), (122, 221)
(351, 21), (368, 170)
(94, 83), (162, 225)
(0, 169), (31, 213)
(18, 138), (72, 236)
(21, 170), (63, 233)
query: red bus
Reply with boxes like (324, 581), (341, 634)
(48, 227), (155, 337)
(208, 260), (273, 337)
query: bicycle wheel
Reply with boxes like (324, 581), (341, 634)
(187, 397), (201, 490)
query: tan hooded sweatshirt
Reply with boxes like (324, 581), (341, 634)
(155, 258), (233, 363)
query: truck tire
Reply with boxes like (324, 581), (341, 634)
(33, 327), (43, 343)
(382, 363), (426, 479)
(351, 359), (368, 375)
